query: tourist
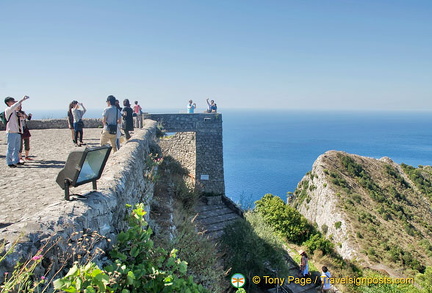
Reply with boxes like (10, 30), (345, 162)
(115, 99), (122, 150)
(101, 95), (121, 152)
(187, 100), (196, 113)
(122, 99), (134, 140)
(320, 266), (332, 292)
(299, 250), (309, 277)
(17, 105), (33, 162)
(67, 101), (77, 145)
(133, 100), (143, 128)
(4, 95), (30, 167)
(206, 98), (217, 113)
(71, 101), (87, 147)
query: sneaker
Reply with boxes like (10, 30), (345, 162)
(17, 161), (25, 165)
(75, 143), (79, 147)
(19, 159), (25, 164)
(8, 164), (17, 168)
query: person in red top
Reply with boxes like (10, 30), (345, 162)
(133, 101), (143, 128)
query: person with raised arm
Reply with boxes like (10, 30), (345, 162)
(206, 98), (217, 113)
(4, 95), (30, 167)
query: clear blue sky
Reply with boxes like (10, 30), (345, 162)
(1, 0), (431, 112)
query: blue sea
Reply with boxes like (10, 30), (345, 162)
(29, 109), (432, 206)
(222, 110), (432, 207)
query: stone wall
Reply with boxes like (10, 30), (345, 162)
(158, 132), (196, 187)
(0, 120), (157, 282)
(144, 113), (225, 195)
(0, 118), (103, 130)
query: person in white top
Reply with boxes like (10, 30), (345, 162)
(71, 102), (87, 146)
(320, 266), (332, 292)
(4, 95), (30, 167)
(187, 100), (196, 113)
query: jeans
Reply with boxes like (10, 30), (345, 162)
(73, 122), (83, 143)
(6, 132), (21, 165)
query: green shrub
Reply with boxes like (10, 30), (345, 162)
(54, 204), (207, 293)
(321, 224), (328, 235)
(340, 155), (364, 177)
(303, 233), (334, 255)
(254, 194), (314, 244)
(401, 164), (432, 199)
(416, 266), (432, 292)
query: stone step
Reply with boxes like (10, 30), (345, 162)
(196, 203), (228, 212)
(196, 209), (240, 223)
(194, 195), (243, 241)
(199, 216), (238, 230)
(196, 206), (234, 217)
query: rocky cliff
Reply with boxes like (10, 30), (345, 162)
(290, 150), (432, 274)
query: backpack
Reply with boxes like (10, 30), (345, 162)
(0, 111), (12, 125)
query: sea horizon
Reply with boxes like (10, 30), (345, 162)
(18, 108), (432, 207)
(20, 106), (432, 120)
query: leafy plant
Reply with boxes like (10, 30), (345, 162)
(254, 194), (314, 244)
(54, 204), (207, 293)
(303, 234), (334, 255)
(53, 263), (111, 292)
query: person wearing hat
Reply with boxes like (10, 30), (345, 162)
(299, 250), (309, 277)
(100, 95), (122, 152)
(4, 95), (30, 167)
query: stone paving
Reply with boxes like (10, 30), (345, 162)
(0, 128), (112, 232)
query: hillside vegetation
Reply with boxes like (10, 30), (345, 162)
(291, 150), (432, 276)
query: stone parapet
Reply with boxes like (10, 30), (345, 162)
(0, 118), (103, 130)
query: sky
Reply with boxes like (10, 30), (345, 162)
(1, 0), (431, 112)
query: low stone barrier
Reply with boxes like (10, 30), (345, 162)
(0, 118), (103, 130)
